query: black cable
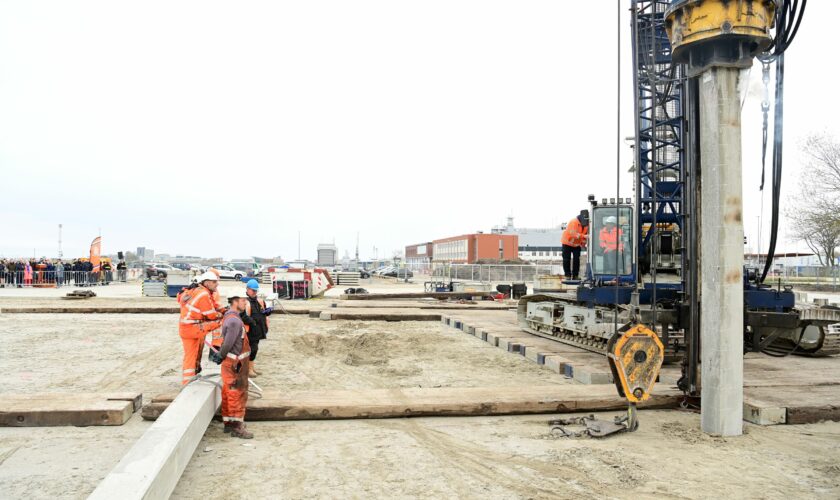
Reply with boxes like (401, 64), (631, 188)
(648, 1), (658, 329)
(614, 0), (621, 332)
(758, 0), (806, 283)
(760, 52), (784, 283)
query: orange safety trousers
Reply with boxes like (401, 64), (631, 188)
(221, 336), (251, 423)
(179, 331), (208, 386)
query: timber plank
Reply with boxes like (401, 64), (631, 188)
(340, 292), (495, 300)
(0, 307), (179, 314)
(0, 393), (139, 427)
(142, 385), (682, 421)
(317, 309), (443, 321)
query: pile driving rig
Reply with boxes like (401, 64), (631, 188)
(518, 0), (839, 391)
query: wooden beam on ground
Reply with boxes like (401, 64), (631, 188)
(90, 376), (220, 500)
(0, 392), (141, 427)
(0, 307), (180, 314)
(318, 311), (442, 322)
(340, 291), (496, 300)
(141, 385), (682, 421)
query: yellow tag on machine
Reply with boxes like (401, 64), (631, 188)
(607, 324), (665, 431)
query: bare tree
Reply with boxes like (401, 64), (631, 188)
(787, 133), (840, 267)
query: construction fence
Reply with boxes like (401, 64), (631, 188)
(431, 264), (561, 283)
(771, 265), (840, 289)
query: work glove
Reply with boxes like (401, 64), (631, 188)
(210, 351), (223, 365)
(262, 306), (273, 316)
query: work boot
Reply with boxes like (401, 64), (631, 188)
(223, 422), (234, 434)
(231, 422), (253, 439)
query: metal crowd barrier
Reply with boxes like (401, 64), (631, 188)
(0, 269), (138, 287)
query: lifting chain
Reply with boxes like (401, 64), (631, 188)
(548, 404), (639, 438)
(759, 60), (772, 191)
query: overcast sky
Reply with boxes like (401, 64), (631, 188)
(0, 1), (836, 261)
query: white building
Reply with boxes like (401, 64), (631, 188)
(745, 252), (828, 271)
(491, 216), (566, 263)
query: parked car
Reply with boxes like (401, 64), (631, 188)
(382, 268), (413, 278)
(359, 269), (371, 279)
(374, 266), (394, 276)
(145, 262), (177, 279)
(211, 264), (245, 281)
(231, 262), (262, 277)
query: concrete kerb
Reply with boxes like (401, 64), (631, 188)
(89, 370), (221, 500)
(440, 318), (618, 386)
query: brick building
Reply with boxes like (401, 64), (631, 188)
(431, 233), (518, 264)
(405, 242), (434, 271)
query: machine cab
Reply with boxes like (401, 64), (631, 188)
(588, 204), (635, 282)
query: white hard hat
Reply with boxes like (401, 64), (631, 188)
(197, 271), (219, 282)
(604, 216), (617, 224)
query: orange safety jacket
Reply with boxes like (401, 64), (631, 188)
(599, 227), (625, 252)
(177, 285), (223, 340)
(210, 290), (226, 346)
(561, 217), (588, 247)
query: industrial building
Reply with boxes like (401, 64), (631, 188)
(404, 242), (433, 271)
(431, 233), (518, 264)
(492, 216), (566, 263)
(316, 243), (338, 267)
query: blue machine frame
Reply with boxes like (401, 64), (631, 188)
(632, 0), (685, 273)
(581, 1), (685, 305)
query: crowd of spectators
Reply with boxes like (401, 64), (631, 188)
(0, 258), (128, 287)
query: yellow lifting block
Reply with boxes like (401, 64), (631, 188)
(665, 0), (776, 64)
(607, 324), (665, 404)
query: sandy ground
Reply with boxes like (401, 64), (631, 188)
(175, 412), (840, 499)
(0, 313), (564, 498)
(2, 285), (840, 499)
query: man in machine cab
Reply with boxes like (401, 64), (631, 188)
(598, 216), (625, 275)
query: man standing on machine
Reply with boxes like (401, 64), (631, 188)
(561, 210), (589, 280)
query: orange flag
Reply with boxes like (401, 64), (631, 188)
(90, 237), (102, 272)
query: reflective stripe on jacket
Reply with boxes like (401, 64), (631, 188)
(177, 285), (222, 339)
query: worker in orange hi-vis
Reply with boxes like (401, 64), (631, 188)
(561, 210), (590, 280)
(177, 271), (223, 385)
(209, 291), (253, 439)
(206, 267), (227, 351)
